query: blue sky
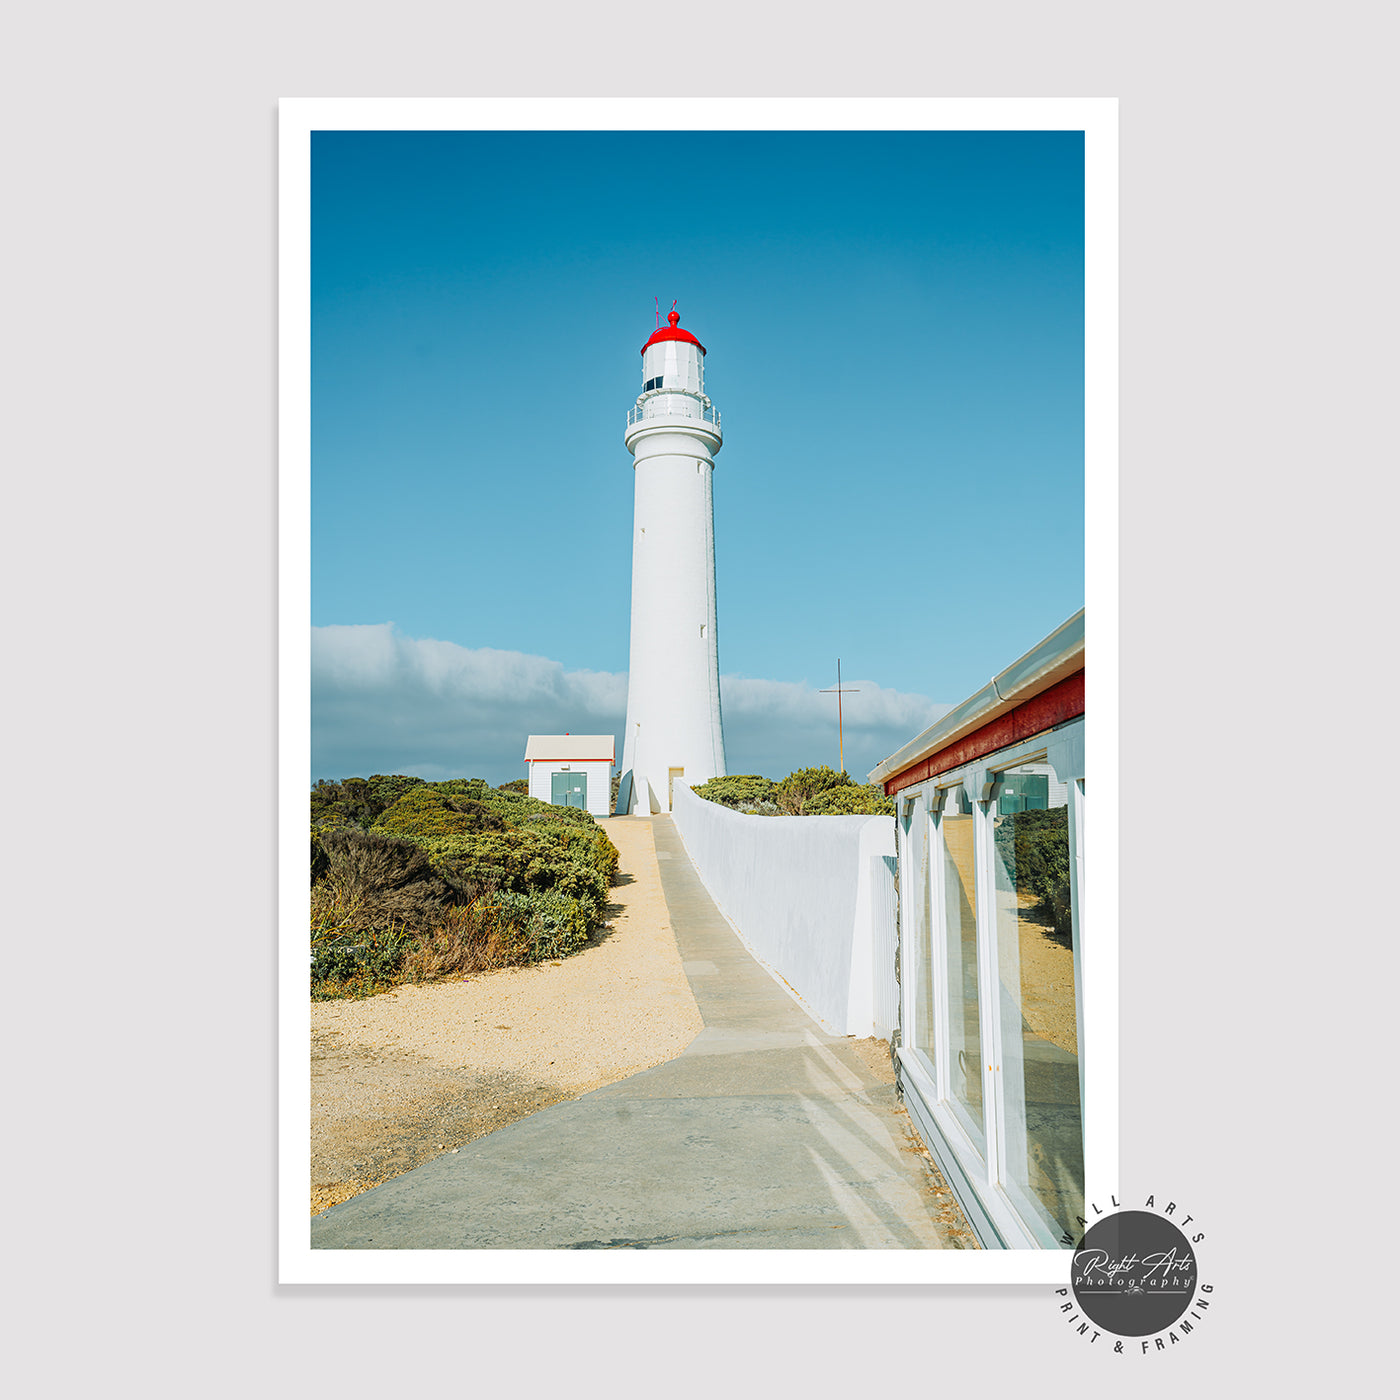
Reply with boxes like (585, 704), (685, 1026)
(312, 130), (1084, 785)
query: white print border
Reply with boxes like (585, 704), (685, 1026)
(278, 96), (1119, 1286)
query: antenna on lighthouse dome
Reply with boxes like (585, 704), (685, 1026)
(655, 295), (660, 329)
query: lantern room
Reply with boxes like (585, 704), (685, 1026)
(641, 310), (705, 395)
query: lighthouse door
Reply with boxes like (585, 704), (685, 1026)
(668, 767), (684, 810)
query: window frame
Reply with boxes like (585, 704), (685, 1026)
(929, 780), (989, 1161)
(894, 716), (1088, 1249)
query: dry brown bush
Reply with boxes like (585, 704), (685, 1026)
(318, 828), (450, 930)
(399, 901), (529, 981)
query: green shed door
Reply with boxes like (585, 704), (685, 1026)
(997, 772), (1049, 814)
(551, 772), (588, 809)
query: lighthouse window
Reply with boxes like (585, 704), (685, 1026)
(643, 376), (665, 391)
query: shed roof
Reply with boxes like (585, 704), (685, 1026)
(524, 734), (616, 762)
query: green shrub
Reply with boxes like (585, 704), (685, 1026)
(805, 782), (895, 816)
(498, 778), (529, 796)
(419, 828), (607, 910)
(311, 774), (429, 833)
(428, 777), (496, 802)
(310, 778), (371, 833)
(692, 774), (776, 809)
(310, 881), (418, 998)
(309, 775), (620, 999)
(538, 821), (619, 884)
(590, 826), (621, 882)
(426, 778), (600, 832)
(311, 920), (416, 999)
(373, 785), (495, 840)
(510, 797), (598, 830)
(373, 783), (617, 886)
(492, 889), (594, 961)
(445, 798), (508, 829)
(773, 765), (851, 814)
(692, 770), (892, 816)
(365, 773), (428, 813)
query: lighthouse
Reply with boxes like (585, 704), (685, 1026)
(615, 309), (727, 814)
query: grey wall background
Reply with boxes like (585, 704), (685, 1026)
(6, 2), (1388, 1394)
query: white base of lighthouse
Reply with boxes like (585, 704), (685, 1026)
(616, 420), (726, 814)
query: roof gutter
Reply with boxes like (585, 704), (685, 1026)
(866, 609), (1085, 787)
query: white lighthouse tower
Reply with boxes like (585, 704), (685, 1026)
(615, 308), (726, 814)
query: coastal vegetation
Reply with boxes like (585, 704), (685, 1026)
(310, 776), (619, 1000)
(692, 766), (894, 817)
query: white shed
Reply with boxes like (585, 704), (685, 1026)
(523, 735), (615, 818)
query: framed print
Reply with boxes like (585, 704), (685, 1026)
(280, 98), (1117, 1285)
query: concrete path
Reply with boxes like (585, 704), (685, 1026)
(311, 816), (973, 1250)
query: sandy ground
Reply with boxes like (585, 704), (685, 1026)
(1015, 893), (1079, 1056)
(310, 817), (703, 1215)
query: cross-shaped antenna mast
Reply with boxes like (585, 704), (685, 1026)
(819, 659), (861, 774)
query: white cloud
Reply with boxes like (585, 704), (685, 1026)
(720, 674), (950, 782)
(312, 624), (626, 784)
(312, 625), (948, 786)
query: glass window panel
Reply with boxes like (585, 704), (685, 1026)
(910, 803), (935, 1076)
(991, 763), (1083, 1242)
(939, 788), (984, 1150)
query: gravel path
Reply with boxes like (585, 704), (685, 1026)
(310, 817), (702, 1215)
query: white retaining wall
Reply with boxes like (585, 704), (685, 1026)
(670, 782), (897, 1037)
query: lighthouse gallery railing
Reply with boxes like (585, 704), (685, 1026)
(627, 400), (721, 431)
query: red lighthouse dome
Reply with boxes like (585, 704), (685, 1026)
(642, 309), (706, 356)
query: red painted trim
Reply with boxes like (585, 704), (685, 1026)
(883, 671), (1085, 796)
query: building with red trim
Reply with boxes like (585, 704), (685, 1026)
(867, 610), (1086, 1248)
